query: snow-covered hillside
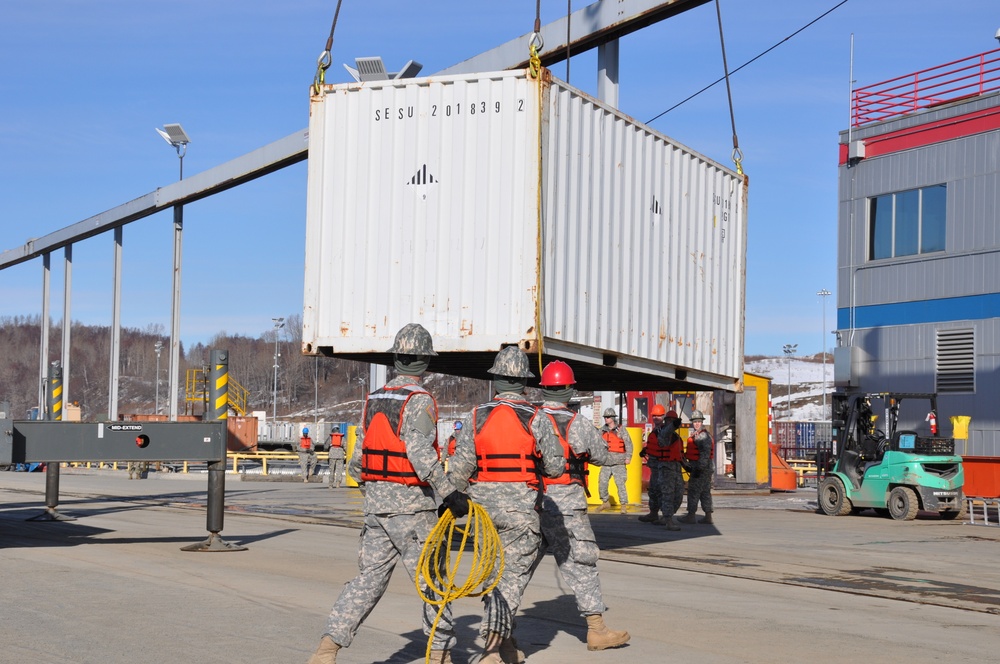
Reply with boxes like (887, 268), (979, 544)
(745, 356), (833, 422)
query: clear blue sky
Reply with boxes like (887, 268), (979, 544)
(1, 1), (996, 357)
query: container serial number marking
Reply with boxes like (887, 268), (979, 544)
(374, 99), (524, 122)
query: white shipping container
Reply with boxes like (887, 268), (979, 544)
(303, 68), (747, 391)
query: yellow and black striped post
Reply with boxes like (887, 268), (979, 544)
(30, 363), (75, 521)
(182, 349), (245, 551)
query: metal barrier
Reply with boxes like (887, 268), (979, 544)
(853, 47), (1000, 126)
(785, 459), (818, 488)
(227, 450), (331, 475)
(966, 497), (1000, 526)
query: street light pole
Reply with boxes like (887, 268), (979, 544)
(782, 343), (798, 420)
(156, 124), (191, 422)
(817, 289), (831, 418)
(154, 340), (163, 415)
(272, 317), (285, 422)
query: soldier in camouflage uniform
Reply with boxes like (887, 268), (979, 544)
(679, 410), (715, 525)
(447, 347), (564, 664)
(638, 404), (670, 525)
(297, 428), (317, 482)
(657, 410), (685, 531)
(527, 361), (630, 653)
(308, 323), (469, 664)
(597, 408), (632, 514)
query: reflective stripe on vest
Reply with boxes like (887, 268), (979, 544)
(602, 429), (626, 454)
(360, 384), (437, 486)
(540, 406), (588, 488)
(472, 399), (540, 487)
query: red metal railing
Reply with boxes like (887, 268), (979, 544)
(852, 48), (1000, 127)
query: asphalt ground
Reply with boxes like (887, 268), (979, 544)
(2, 467), (999, 663)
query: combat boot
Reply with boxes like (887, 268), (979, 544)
(664, 516), (681, 531)
(499, 636), (526, 663)
(599, 499), (612, 510)
(428, 650), (453, 664)
(307, 636), (340, 664)
(620, 503), (628, 514)
(652, 517), (666, 525)
(585, 614), (630, 651)
(637, 512), (657, 522)
(700, 512), (714, 525)
(678, 513), (698, 524)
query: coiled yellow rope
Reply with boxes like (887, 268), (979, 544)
(416, 501), (504, 662)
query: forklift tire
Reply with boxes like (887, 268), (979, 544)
(888, 486), (919, 521)
(818, 476), (853, 516)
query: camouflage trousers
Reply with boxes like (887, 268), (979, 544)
(660, 461), (685, 518)
(324, 510), (456, 650)
(597, 465), (629, 505)
(476, 502), (541, 638)
(533, 494), (605, 615)
(328, 457), (345, 487)
(298, 451), (317, 478)
(685, 469), (714, 515)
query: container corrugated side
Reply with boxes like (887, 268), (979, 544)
(540, 78), (746, 386)
(304, 70), (540, 353)
(303, 68), (747, 390)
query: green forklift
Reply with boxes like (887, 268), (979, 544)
(818, 392), (964, 520)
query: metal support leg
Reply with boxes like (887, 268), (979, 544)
(27, 462), (75, 522)
(181, 349), (246, 552)
(181, 459), (245, 551)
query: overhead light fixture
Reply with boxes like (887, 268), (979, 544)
(155, 123), (191, 150)
(343, 57), (423, 82)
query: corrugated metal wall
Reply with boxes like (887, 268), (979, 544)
(542, 81), (746, 382)
(836, 92), (1000, 455)
(304, 69), (746, 389)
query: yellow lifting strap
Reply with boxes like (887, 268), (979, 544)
(415, 501), (504, 663)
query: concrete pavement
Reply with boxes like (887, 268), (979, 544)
(1, 467), (999, 663)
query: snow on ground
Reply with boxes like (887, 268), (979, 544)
(746, 357), (833, 422)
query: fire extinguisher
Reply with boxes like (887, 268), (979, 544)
(926, 411), (938, 435)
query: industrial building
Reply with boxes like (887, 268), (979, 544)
(836, 47), (1000, 455)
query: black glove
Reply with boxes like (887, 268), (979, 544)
(440, 490), (470, 519)
(638, 448), (648, 458)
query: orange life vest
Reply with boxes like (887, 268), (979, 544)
(330, 432), (344, 448)
(540, 406), (588, 489)
(472, 398), (540, 487)
(685, 431), (714, 462)
(360, 383), (438, 486)
(602, 429), (626, 454)
(645, 430), (670, 460)
(299, 436), (312, 451)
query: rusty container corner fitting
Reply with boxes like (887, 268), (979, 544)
(302, 67), (748, 391)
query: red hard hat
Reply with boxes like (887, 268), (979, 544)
(651, 404), (667, 417)
(665, 410), (678, 419)
(539, 360), (576, 387)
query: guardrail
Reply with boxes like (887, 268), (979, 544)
(67, 450), (335, 476)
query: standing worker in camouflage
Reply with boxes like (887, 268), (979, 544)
(638, 404), (671, 524)
(327, 428), (346, 489)
(447, 346), (564, 664)
(679, 410), (715, 525)
(527, 361), (630, 652)
(597, 408), (632, 514)
(308, 323), (469, 664)
(656, 410), (685, 531)
(298, 427), (317, 482)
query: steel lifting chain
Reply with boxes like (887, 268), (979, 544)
(313, 0), (345, 95)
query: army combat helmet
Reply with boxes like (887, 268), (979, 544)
(488, 346), (534, 378)
(603, 408), (618, 418)
(387, 323), (437, 356)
